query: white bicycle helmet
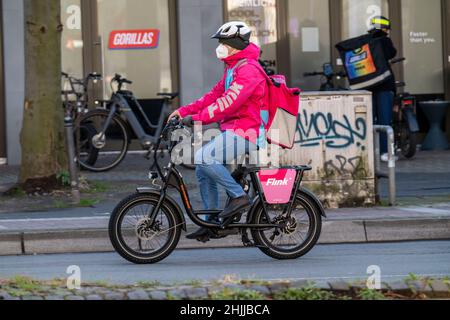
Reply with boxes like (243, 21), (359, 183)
(212, 21), (252, 50)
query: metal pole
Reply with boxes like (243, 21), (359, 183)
(386, 126), (396, 206)
(64, 115), (81, 203)
(373, 125), (396, 206)
(373, 130), (381, 203)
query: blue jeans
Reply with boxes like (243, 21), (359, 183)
(195, 131), (258, 212)
(373, 91), (394, 154)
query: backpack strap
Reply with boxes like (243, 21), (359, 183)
(233, 59), (248, 70)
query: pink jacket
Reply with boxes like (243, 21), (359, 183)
(178, 43), (268, 145)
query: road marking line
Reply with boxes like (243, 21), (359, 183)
(400, 207), (450, 215)
(93, 212), (111, 216)
(264, 274), (450, 282)
(0, 217), (110, 223)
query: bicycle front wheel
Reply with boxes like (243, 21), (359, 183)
(109, 193), (183, 264)
(75, 110), (129, 172)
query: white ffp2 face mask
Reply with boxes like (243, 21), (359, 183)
(216, 44), (230, 59)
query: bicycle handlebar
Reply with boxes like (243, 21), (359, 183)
(391, 57), (406, 65)
(304, 71), (324, 77)
(112, 74), (133, 91)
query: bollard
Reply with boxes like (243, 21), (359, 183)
(64, 115), (81, 203)
(373, 125), (396, 206)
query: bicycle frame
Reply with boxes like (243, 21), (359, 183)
(97, 91), (171, 148)
(139, 122), (314, 231)
(143, 164), (314, 231)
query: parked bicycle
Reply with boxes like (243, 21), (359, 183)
(303, 63), (347, 91)
(391, 58), (419, 159)
(108, 117), (326, 264)
(61, 72), (102, 118)
(61, 72), (103, 167)
(75, 74), (178, 172)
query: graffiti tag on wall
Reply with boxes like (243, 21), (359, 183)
(295, 109), (367, 150)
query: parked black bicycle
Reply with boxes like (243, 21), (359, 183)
(75, 74), (177, 172)
(391, 58), (419, 159)
(61, 72), (103, 167)
(304, 63), (347, 91)
(61, 71), (102, 117)
(108, 117), (326, 264)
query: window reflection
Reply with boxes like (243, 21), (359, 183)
(61, 0), (84, 78)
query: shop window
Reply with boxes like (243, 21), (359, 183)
(61, 0), (84, 78)
(226, 0), (278, 72)
(342, 0), (389, 39)
(287, 0), (331, 90)
(402, 0), (444, 95)
(97, 0), (172, 99)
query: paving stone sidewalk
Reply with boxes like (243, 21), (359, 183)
(0, 277), (449, 300)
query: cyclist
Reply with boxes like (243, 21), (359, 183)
(169, 21), (268, 240)
(367, 16), (398, 162)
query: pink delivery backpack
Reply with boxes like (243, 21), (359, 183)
(264, 74), (301, 149)
(245, 60), (301, 149)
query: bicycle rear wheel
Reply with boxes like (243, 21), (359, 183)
(250, 191), (322, 260)
(75, 110), (129, 172)
(74, 122), (98, 167)
(399, 122), (417, 159)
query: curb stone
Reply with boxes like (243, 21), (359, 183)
(290, 280), (310, 288)
(1, 217), (449, 256)
(248, 285), (271, 296)
(104, 292), (125, 300)
(313, 281), (331, 291)
(387, 281), (411, 294)
(430, 280), (450, 291)
(1, 279), (449, 300)
(184, 287), (208, 300)
(45, 296), (65, 300)
(149, 290), (167, 300)
(268, 282), (290, 294)
(328, 281), (351, 291)
(127, 289), (149, 300)
(65, 295), (85, 301)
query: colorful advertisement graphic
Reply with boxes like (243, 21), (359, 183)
(345, 44), (376, 80)
(109, 29), (160, 50)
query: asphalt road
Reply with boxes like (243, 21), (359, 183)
(0, 241), (449, 285)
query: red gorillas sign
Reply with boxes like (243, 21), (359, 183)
(109, 29), (160, 50)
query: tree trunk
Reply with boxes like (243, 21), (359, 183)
(19, 0), (67, 192)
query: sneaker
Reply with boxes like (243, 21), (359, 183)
(218, 195), (252, 220)
(381, 153), (399, 162)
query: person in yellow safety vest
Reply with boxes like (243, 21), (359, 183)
(368, 16), (398, 162)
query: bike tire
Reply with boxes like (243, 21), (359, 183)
(75, 122), (99, 167)
(250, 191), (322, 260)
(75, 109), (129, 172)
(109, 193), (183, 264)
(400, 124), (417, 159)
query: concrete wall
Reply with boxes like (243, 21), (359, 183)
(177, 0), (224, 106)
(281, 91), (376, 208)
(2, 0), (25, 165)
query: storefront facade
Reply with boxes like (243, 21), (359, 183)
(0, 0), (6, 165)
(60, 0), (450, 145)
(1, 0), (450, 165)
